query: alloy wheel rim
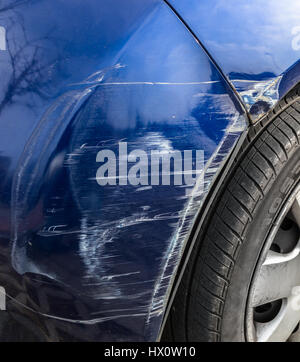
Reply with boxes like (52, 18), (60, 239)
(246, 184), (300, 342)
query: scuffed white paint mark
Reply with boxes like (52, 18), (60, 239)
(2, 292), (148, 324)
(145, 112), (247, 326)
(232, 75), (283, 122)
(72, 80), (221, 87)
(11, 63), (126, 276)
(136, 186), (153, 192)
(101, 271), (141, 281)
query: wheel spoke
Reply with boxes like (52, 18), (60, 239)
(248, 189), (300, 342)
(256, 298), (300, 342)
(251, 244), (300, 307)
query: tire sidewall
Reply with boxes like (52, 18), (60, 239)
(221, 145), (300, 341)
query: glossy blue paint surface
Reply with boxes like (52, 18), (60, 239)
(168, 0), (300, 120)
(0, 0), (250, 341)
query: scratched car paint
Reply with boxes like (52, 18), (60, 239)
(0, 0), (298, 342)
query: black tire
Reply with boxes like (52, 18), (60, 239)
(163, 87), (300, 341)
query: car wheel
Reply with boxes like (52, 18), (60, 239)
(164, 92), (300, 342)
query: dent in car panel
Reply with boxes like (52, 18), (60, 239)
(0, 0), (247, 341)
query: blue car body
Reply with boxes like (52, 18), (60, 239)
(0, 0), (298, 341)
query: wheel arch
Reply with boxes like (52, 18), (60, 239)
(159, 80), (300, 340)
